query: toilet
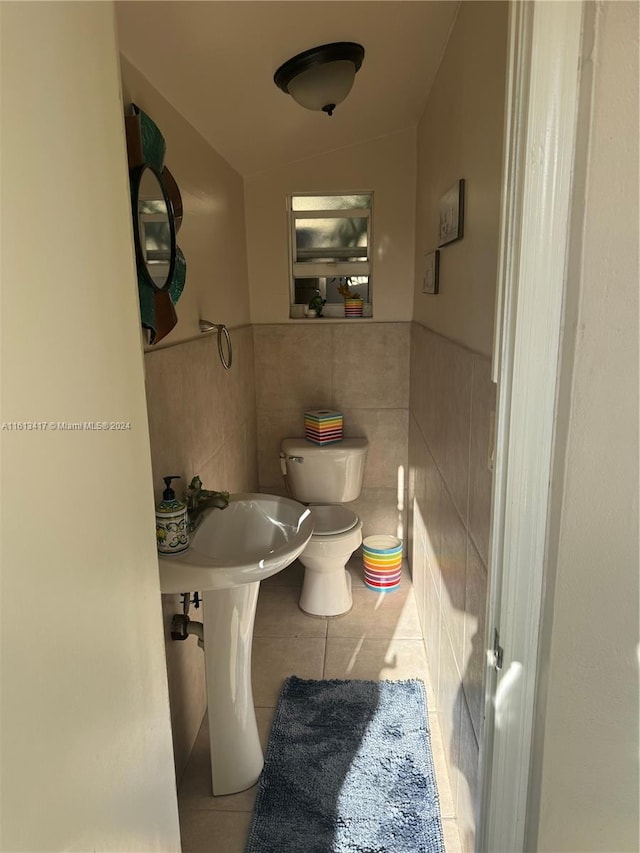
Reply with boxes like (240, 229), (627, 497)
(280, 437), (369, 616)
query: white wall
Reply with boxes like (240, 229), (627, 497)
(0, 4), (180, 850)
(413, 0), (507, 357)
(245, 129), (417, 323)
(528, 2), (639, 849)
(120, 55), (251, 344)
(408, 4), (507, 850)
(118, 52), (259, 777)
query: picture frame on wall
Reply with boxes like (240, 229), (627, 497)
(422, 250), (440, 294)
(438, 179), (465, 246)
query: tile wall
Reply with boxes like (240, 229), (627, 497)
(408, 321), (495, 853)
(144, 315), (492, 825)
(253, 323), (411, 540)
(144, 325), (258, 780)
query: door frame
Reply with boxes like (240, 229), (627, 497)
(477, 2), (584, 850)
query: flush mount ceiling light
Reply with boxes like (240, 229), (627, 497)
(274, 42), (365, 116)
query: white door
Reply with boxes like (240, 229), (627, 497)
(476, 2), (584, 850)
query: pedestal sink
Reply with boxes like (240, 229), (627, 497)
(158, 493), (313, 795)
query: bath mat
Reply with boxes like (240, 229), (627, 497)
(244, 677), (445, 853)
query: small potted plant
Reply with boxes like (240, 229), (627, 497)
(337, 278), (364, 317)
(305, 289), (326, 318)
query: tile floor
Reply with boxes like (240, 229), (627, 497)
(178, 557), (462, 852)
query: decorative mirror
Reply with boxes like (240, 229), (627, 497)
(132, 165), (175, 291)
(125, 104), (186, 344)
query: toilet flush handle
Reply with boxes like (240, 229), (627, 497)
(280, 452), (303, 477)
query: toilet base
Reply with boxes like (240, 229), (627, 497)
(299, 566), (353, 617)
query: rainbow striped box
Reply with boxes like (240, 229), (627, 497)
(363, 536), (403, 591)
(304, 409), (343, 445)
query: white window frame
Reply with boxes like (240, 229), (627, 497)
(288, 192), (373, 302)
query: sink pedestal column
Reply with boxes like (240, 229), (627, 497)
(203, 583), (263, 795)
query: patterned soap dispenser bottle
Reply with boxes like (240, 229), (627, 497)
(156, 475), (189, 554)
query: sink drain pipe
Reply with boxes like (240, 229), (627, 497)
(171, 613), (204, 650)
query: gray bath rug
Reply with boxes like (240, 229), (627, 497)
(244, 676), (445, 853)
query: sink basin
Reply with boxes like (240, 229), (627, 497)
(158, 492), (314, 593)
(157, 492), (314, 796)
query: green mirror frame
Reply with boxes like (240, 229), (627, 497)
(125, 104), (186, 345)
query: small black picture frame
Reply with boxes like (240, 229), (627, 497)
(422, 250), (440, 294)
(438, 179), (465, 247)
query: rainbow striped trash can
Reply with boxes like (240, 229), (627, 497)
(362, 536), (403, 591)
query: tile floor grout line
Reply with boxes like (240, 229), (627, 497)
(322, 634), (327, 678)
(179, 560), (461, 852)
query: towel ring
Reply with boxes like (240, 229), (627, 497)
(199, 319), (233, 370)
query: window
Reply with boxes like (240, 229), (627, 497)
(289, 193), (372, 317)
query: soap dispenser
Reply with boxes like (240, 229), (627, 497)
(156, 475), (189, 555)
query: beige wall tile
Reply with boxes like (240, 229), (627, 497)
(406, 417), (421, 566)
(411, 513), (427, 632)
(439, 337), (473, 522)
(348, 487), (407, 542)
(253, 324), (411, 545)
(409, 322), (490, 836)
(456, 701), (479, 853)
(332, 324), (410, 408)
(220, 325), (256, 442)
(221, 431), (244, 495)
(438, 623), (463, 806)
(468, 355), (495, 566)
(145, 345), (203, 501)
(342, 407), (408, 489)
(222, 420), (258, 495)
(410, 323), (428, 438)
(240, 416), (259, 493)
(424, 558), (442, 705)
(145, 330), (258, 783)
(421, 327), (447, 460)
(145, 333), (258, 498)
(256, 407), (305, 488)
(189, 337), (227, 468)
(439, 488), (467, 674)
(430, 712), (456, 820)
(194, 444), (227, 495)
(258, 483), (289, 499)
(410, 412), (428, 513)
(423, 443), (444, 576)
(253, 324), (333, 411)
(247, 415), (259, 491)
(463, 541), (487, 742)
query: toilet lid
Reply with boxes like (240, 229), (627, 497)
(309, 505), (359, 535)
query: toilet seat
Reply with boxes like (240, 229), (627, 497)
(309, 504), (359, 536)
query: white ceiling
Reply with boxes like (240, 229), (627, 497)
(115, 1), (459, 177)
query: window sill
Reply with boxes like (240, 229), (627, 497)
(290, 303), (373, 320)
(286, 316), (376, 323)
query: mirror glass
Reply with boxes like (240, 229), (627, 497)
(136, 167), (174, 290)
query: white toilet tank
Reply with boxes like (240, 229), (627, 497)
(281, 438), (368, 503)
